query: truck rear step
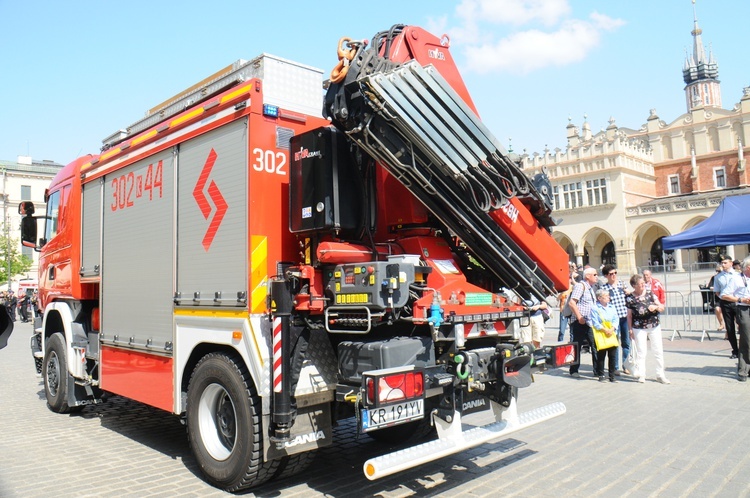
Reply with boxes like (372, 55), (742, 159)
(363, 401), (566, 480)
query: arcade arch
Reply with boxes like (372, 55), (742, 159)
(580, 227), (616, 270)
(632, 222), (670, 270)
(552, 233), (575, 263)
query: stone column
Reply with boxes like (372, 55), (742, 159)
(616, 248), (637, 277)
(673, 249), (684, 272)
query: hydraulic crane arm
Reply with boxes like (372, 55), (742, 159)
(324, 27), (567, 301)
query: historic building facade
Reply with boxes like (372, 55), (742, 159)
(522, 5), (750, 275)
(0, 156), (64, 287)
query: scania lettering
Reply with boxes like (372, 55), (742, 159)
(17, 25), (577, 492)
(463, 398), (487, 412)
(284, 431), (326, 448)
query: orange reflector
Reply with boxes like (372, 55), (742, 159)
(365, 463), (376, 477)
(91, 307), (100, 332)
(366, 378), (375, 405)
(232, 331), (242, 340)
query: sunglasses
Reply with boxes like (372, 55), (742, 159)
(607, 271), (617, 276)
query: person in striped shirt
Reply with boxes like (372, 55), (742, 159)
(601, 265), (630, 375)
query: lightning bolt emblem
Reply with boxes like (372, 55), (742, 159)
(193, 148), (228, 251)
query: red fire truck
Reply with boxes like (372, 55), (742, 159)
(18, 25), (576, 491)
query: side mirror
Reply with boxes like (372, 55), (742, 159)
(20, 217), (37, 248)
(19, 202), (38, 248)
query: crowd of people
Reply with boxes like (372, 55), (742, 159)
(1, 289), (38, 323)
(556, 262), (670, 384)
(551, 256), (750, 383)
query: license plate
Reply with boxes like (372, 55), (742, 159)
(361, 399), (424, 431)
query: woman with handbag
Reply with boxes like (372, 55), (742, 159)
(590, 288), (620, 382)
(626, 274), (670, 384)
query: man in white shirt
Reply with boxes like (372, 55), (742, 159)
(715, 257), (739, 358)
(720, 257), (750, 382)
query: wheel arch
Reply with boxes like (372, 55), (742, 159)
(180, 342), (248, 412)
(174, 313), (270, 415)
(41, 300), (86, 378)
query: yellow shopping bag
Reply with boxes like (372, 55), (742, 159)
(593, 319), (619, 350)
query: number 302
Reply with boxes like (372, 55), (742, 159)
(251, 148), (286, 175)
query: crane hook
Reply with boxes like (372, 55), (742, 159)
(330, 37), (358, 84)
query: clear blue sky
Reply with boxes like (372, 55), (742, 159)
(1, 0), (747, 164)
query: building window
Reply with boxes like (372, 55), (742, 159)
(21, 185), (31, 201)
(668, 175), (680, 194)
(553, 186), (560, 210)
(714, 167), (726, 188)
(585, 178), (607, 206)
(562, 181), (583, 209)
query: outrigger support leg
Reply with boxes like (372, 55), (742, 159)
(269, 279), (294, 446)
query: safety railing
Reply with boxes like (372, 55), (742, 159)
(629, 290), (725, 342)
(660, 291), (686, 341)
(684, 289), (725, 342)
(546, 289), (727, 343)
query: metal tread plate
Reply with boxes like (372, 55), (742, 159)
(363, 401), (566, 480)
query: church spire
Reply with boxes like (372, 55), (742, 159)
(690, 0), (706, 67)
(683, 0), (721, 111)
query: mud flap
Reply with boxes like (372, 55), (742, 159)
(0, 307), (13, 350)
(502, 354), (532, 388)
(265, 400), (333, 460)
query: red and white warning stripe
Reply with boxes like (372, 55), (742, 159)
(272, 316), (282, 393)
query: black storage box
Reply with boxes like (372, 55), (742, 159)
(337, 336), (435, 383)
(289, 127), (361, 234)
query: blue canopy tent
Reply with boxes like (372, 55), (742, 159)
(662, 194), (750, 250)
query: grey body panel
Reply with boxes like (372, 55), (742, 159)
(176, 119), (248, 306)
(80, 180), (102, 279)
(100, 150), (175, 351)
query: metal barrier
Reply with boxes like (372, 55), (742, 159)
(546, 289), (727, 343)
(685, 289), (725, 342)
(660, 291), (685, 341)
(623, 290), (726, 342)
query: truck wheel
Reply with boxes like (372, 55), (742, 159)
(44, 332), (81, 413)
(274, 451), (317, 480)
(186, 352), (277, 492)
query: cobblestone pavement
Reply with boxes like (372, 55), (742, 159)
(2, 320), (750, 498)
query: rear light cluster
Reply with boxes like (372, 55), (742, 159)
(364, 369), (424, 406)
(550, 344), (577, 368)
